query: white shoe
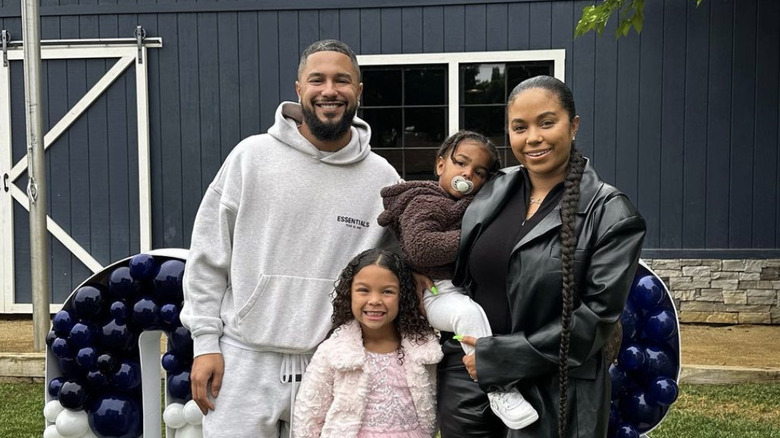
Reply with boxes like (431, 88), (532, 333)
(488, 389), (539, 430)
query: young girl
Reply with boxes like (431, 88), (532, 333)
(293, 249), (442, 438)
(377, 131), (539, 430)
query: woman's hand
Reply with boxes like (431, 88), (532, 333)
(460, 336), (478, 381)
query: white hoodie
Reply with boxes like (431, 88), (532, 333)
(181, 102), (400, 356)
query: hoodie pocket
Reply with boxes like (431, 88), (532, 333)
(235, 274), (335, 351)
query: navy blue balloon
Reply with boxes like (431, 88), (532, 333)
(58, 380), (88, 410)
(153, 260), (185, 303)
(73, 285), (106, 320)
(57, 358), (84, 380)
(100, 319), (134, 351)
(113, 360), (142, 392)
(97, 352), (118, 373)
(621, 300), (639, 341)
(110, 300), (130, 322)
(51, 337), (73, 359)
(58, 357), (83, 380)
(169, 326), (193, 357)
(86, 369), (111, 389)
(614, 422), (640, 438)
(88, 394), (142, 438)
(159, 303), (181, 327)
(48, 376), (67, 398)
(647, 377), (679, 406)
(129, 253), (158, 281)
(618, 343), (646, 372)
(620, 390), (665, 433)
(52, 310), (76, 336)
(643, 308), (678, 342)
(132, 297), (160, 329)
(75, 346), (99, 371)
(46, 329), (58, 348)
(69, 322), (97, 349)
(167, 370), (192, 402)
(609, 363), (630, 398)
(608, 402), (620, 431)
(631, 275), (666, 309)
(108, 266), (141, 300)
(161, 351), (184, 374)
(643, 345), (677, 380)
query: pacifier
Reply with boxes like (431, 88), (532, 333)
(451, 176), (474, 195)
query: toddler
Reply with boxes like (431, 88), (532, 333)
(377, 130), (539, 429)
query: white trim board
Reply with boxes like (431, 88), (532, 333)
(357, 49), (566, 136)
(0, 40), (161, 313)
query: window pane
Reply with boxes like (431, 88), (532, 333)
(461, 106), (505, 147)
(360, 108), (402, 148)
(362, 68), (402, 106)
(404, 108), (446, 148)
(405, 66), (446, 105)
(404, 149), (438, 181)
(506, 61), (554, 90)
(461, 64), (506, 105)
(373, 149), (404, 175)
(501, 147), (520, 167)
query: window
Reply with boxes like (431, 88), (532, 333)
(358, 50), (564, 180)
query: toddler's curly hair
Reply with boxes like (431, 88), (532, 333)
(330, 249), (434, 345)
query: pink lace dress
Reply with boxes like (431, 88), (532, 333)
(356, 350), (431, 438)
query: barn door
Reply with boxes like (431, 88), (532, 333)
(0, 33), (162, 312)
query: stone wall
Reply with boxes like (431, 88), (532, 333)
(642, 259), (780, 325)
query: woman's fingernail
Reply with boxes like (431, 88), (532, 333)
(453, 334), (464, 341)
(431, 286), (439, 295)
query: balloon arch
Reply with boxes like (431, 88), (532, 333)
(43, 252), (680, 438)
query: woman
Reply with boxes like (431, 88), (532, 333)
(437, 75), (646, 437)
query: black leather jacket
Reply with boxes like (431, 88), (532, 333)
(451, 159), (646, 437)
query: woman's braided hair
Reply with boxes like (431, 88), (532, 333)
(509, 75), (586, 437)
(330, 249), (435, 350)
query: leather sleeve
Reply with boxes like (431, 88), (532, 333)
(474, 195), (646, 389)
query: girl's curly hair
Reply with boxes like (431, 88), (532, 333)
(330, 249), (434, 345)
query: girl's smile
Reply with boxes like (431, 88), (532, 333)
(351, 264), (400, 335)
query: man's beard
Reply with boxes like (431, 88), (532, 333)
(301, 102), (357, 142)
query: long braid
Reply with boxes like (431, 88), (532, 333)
(557, 148), (585, 438)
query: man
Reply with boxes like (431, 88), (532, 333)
(181, 39), (400, 437)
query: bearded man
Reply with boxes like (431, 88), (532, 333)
(181, 39), (400, 438)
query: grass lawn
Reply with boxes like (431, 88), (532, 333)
(2, 382), (779, 437)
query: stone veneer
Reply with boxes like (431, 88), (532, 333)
(641, 259), (780, 325)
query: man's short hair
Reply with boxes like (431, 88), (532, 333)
(297, 39), (361, 80)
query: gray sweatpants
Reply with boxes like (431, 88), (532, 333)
(202, 340), (309, 438)
(423, 279), (492, 355)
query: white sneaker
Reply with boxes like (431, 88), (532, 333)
(488, 388), (539, 430)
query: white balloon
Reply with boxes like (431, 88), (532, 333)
(177, 424), (203, 438)
(163, 402), (187, 429)
(43, 400), (65, 422)
(43, 424), (64, 438)
(183, 400), (204, 425)
(55, 409), (89, 437)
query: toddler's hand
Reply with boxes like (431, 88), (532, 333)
(458, 335), (478, 381)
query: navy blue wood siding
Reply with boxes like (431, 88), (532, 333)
(1, 0), (779, 305)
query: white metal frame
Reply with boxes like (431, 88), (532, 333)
(357, 49), (566, 136)
(0, 39), (162, 313)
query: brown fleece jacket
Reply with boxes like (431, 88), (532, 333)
(377, 180), (473, 279)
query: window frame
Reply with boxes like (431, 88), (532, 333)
(357, 49), (566, 137)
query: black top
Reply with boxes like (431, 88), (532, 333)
(467, 169), (563, 334)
